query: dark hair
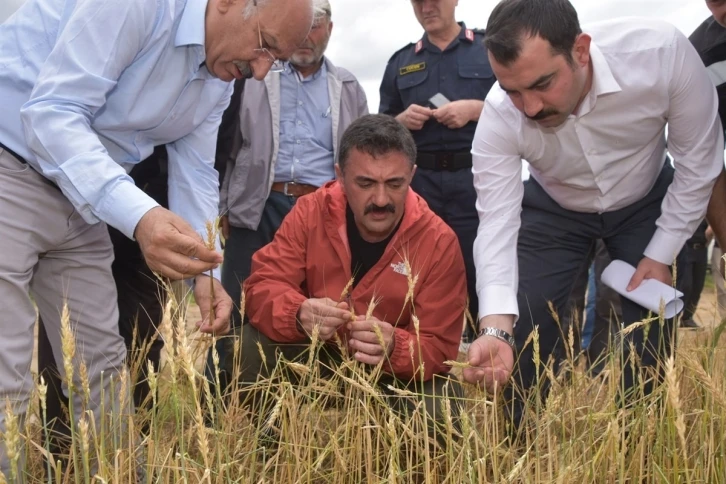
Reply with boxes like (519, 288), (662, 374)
(337, 114), (417, 172)
(485, 0), (582, 67)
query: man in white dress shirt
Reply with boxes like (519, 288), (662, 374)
(461, 0), (724, 429)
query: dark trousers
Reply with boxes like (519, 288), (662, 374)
(37, 150), (169, 452)
(675, 242), (708, 322)
(507, 163), (676, 428)
(587, 240), (622, 371)
(228, 324), (463, 442)
(410, 167), (479, 340)
(206, 191), (297, 391)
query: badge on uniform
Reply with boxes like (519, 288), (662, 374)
(399, 62), (426, 76)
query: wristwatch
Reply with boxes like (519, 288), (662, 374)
(478, 327), (516, 349)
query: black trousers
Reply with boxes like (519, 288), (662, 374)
(230, 324), (464, 443)
(37, 149), (169, 452)
(410, 167), (479, 340)
(587, 240), (622, 371)
(507, 163), (676, 428)
(675, 241), (708, 322)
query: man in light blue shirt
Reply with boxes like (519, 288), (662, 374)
(0, 0), (313, 470)
(213, 0), (368, 397)
(276, 60), (337, 188)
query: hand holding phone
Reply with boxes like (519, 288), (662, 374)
(428, 93), (451, 109)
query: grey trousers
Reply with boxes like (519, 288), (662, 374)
(0, 149), (128, 473)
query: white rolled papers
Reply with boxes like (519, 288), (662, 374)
(600, 259), (684, 319)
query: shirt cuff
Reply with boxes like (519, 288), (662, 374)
(478, 284), (520, 322)
(643, 228), (683, 266)
(99, 180), (159, 240)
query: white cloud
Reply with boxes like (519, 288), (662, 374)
(1, 0), (713, 112)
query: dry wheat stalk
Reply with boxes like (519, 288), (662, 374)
(60, 302), (76, 391)
(3, 400), (20, 481)
(204, 219), (218, 323)
(79, 359), (91, 407)
(664, 356), (687, 457)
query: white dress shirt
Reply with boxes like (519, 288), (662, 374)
(472, 18), (725, 320)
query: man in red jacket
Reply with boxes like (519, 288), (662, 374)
(235, 114), (468, 438)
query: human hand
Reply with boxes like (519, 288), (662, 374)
(462, 334), (514, 393)
(432, 100), (481, 129)
(347, 315), (395, 365)
(627, 256), (671, 291)
(135, 207), (222, 280)
(298, 297), (353, 340)
(193, 275), (233, 335)
(395, 104), (433, 130)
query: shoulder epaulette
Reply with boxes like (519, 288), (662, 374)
(472, 28), (486, 35)
(386, 42), (416, 63)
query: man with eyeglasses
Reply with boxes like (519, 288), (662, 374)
(206, 0), (369, 398)
(0, 0), (314, 471)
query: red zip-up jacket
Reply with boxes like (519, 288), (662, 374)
(244, 181), (467, 381)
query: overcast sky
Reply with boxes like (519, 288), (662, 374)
(0, 0), (713, 111)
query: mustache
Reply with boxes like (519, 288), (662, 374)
(526, 108), (559, 121)
(233, 61), (254, 79)
(364, 203), (395, 215)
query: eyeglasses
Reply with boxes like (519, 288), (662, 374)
(253, 0), (284, 73)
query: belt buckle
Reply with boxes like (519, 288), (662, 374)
(283, 182), (295, 197)
(439, 153), (453, 171)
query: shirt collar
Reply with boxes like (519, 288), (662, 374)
(419, 21), (468, 54)
(575, 42), (621, 116)
(589, 43), (621, 97)
(175, 0), (208, 48)
(283, 56), (328, 82)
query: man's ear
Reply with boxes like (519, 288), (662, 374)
(572, 33), (591, 68)
(335, 163), (343, 180)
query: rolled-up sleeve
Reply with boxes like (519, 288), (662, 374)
(471, 99), (524, 321)
(20, 0), (159, 239)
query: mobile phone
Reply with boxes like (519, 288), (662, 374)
(428, 93), (451, 109)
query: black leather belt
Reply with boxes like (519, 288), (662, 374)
(415, 151), (472, 171)
(0, 140), (28, 164)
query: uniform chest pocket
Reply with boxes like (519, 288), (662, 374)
(395, 69), (430, 107)
(457, 63), (495, 101)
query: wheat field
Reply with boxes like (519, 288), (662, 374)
(3, 276), (726, 483)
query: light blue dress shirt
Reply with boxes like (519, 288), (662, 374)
(275, 61), (335, 186)
(0, 0), (231, 243)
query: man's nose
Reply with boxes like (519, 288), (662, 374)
(521, 92), (544, 118)
(251, 58), (271, 80)
(372, 185), (389, 206)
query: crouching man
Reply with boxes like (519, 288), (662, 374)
(234, 114), (468, 440)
